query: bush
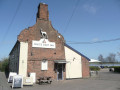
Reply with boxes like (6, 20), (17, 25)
(110, 66), (120, 73)
(104, 66), (109, 68)
(0, 57), (9, 72)
(114, 66), (120, 73)
(90, 66), (100, 71)
(114, 67), (120, 72)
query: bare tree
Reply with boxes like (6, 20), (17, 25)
(106, 53), (116, 62)
(117, 52), (120, 57)
(98, 54), (104, 62)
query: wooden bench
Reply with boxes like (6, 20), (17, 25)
(38, 77), (52, 84)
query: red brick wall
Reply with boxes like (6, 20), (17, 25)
(27, 60), (55, 79)
(81, 57), (90, 78)
(17, 3), (89, 81)
(17, 3), (66, 80)
(37, 3), (49, 20)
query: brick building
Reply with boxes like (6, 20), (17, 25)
(9, 3), (90, 81)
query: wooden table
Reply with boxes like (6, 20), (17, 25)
(38, 77), (52, 84)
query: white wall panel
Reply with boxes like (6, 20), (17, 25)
(65, 46), (82, 79)
(19, 42), (28, 77)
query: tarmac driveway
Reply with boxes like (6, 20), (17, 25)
(0, 69), (120, 90)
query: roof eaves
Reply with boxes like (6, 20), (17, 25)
(9, 40), (20, 55)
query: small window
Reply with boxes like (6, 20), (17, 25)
(41, 60), (48, 70)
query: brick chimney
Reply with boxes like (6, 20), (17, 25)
(37, 3), (49, 20)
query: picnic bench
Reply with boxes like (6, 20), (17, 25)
(38, 77), (52, 84)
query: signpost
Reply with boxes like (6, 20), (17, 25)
(12, 75), (23, 88)
(23, 77), (33, 85)
(29, 72), (36, 83)
(8, 72), (17, 83)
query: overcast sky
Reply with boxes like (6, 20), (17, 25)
(0, 0), (120, 61)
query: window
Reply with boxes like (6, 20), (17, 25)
(41, 60), (48, 70)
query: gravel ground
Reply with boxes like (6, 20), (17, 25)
(0, 72), (10, 90)
(0, 69), (120, 90)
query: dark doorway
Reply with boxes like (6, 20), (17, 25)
(57, 64), (63, 80)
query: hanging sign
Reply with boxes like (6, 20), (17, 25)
(32, 39), (56, 48)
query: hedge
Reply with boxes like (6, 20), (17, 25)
(109, 66), (120, 73)
(90, 66), (100, 71)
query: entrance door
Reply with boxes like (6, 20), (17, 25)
(57, 64), (63, 80)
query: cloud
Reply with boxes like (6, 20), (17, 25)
(83, 4), (97, 14)
(92, 38), (99, 42)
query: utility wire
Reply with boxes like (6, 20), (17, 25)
(63, 0), (80, 35)
(1, 0), (23, 43)
(67, 37), (120, 44)
(27, 1), (40, 26)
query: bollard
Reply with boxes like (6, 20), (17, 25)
(90, 71), (98, 77)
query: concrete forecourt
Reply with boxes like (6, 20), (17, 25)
(0, 69), (120, 90)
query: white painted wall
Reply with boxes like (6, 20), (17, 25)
(65, 46), (82, 79)
(19, 42), (28, 77)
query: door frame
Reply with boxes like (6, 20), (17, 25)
(57, 64), (63, 80)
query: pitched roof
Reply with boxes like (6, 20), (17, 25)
(9, 41), (20, 55)
(89, 59), (101, 62)
(65, 43), (90, 61)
